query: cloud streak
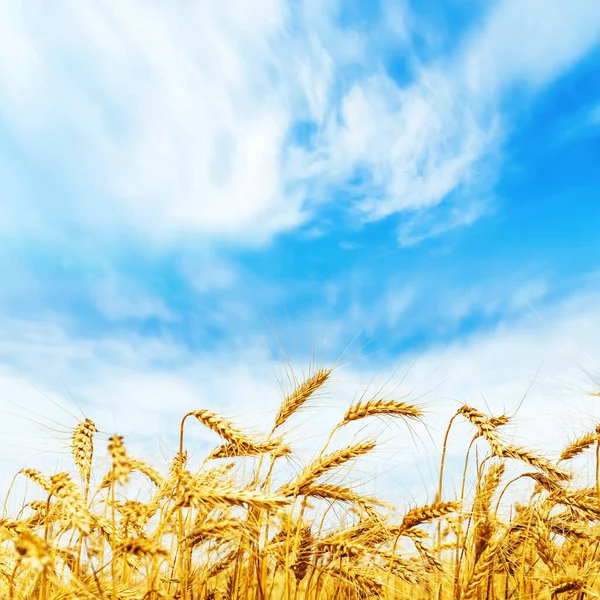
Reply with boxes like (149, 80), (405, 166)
(310, 0), (600, 241)
(1, 1), (598, 247)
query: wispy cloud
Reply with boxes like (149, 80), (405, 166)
(296, 267), (552, 351)
(306, 0), (600, 241)
(90, 270), (175, 323)
(1, 1), (598, 248)
(0, 1), (303, 245)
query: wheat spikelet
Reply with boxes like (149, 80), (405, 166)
(494, 442), (571, 482)
(190, 409), (254, 447)
(341, 398), (422, 426)
(114, 500), (153, 535)
(174, 466), (289, 510)
(20, 468), (52, 493)
(474, 462), (505, 516)
(533, 518), (556, 568)
(1, 518), (31, 537)
(560, 431), (599, 461)
(53, 548), (79, 574)
(23, 501), (52, 529)
(489, 414), (510, 428)
(390, 559), (424, 585)
(14, 530), (52, 569)
(414, 539), (443, 572)
(92, 515), (122, 547)
(461, 530), (504, 600)
(549, 575), (586, 596)
(194, 462), (236, 487)
(291, 525), (313, 582)
(174, 467), (199, 508)
(401, 501), (460, 529)
(49, 472), (93, 534)
(26, 500), (47, 513)
(143, 450), (188, 506)
(458, 405), (501, 441)
(273, 367), (331, 430)
(98, 454), (161, 491)
(194, 485), (290, 509)
(473, 519), (495, 564)
(546, 515), (590, 539)
(207, 442), (248, 460)
(328, 564), (383, 594)
(315, 537), (371, 560)
(550, 488), (600, 520)
(523, 471), (559, 493)
(119, 536), (167, 558)
(108, 434), (130, 485)
(471, 462), (505, 562)
(387, 525), (429, 540)
(72, 418), (96, 488)
(207, 438), (291, 460)
(126, 457), (163, 487)
(316, 520), (379, 550)
(206, 549), (237, 578)
(186, 519), (250, 547)
(285, 440), (376, 494)
(301, 483), (384, 508)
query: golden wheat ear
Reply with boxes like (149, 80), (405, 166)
(340, 398), (422, 426)
(560, 431), (599, 461)
(401, 501), (460, 529)
(19, 468), (52, 493)
(273, 367), (332, 432)
(108, 434), (131, 485)
(188, 409), (255, 449)
(72, 418), (96, 488)
(282, 440), (376, 495)
(49, 472), (93, 535)
(207, 438), (291, 460)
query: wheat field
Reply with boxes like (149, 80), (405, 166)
(1, 365), (600, 600)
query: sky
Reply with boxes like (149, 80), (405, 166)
(1, 0), (600, 506)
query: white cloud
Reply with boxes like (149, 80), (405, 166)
(2, 1), (598, 248)
(177, 246), (239, 294)
(327, 73), (493, 217)
(90, 270), (175, 322)
(554, 100), (600, 146)
(463, 0), (600, 96)
(0, 0), (304, 245)
(589, 103), (600, 126)
(397, 195), (492, 246)
(308, 0), (600, 239)
(311, 270), (551, 346)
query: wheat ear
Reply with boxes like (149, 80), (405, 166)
(273, 367), (332, 431)
(340, 398), (423, 426)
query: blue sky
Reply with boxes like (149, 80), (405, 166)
(1, 0), (600, 498)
